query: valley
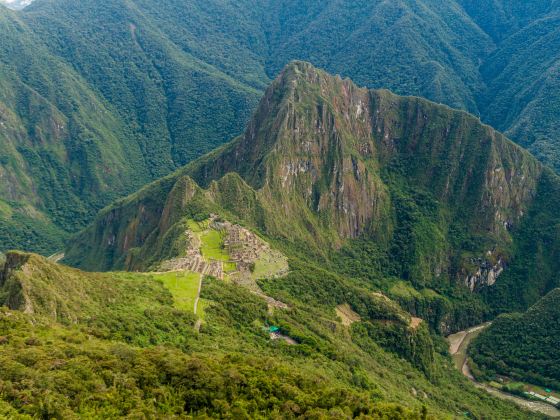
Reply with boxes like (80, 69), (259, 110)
(1, 1), (560, 417)
(448, 324), (560, 418)
(2, 0), (560, 255)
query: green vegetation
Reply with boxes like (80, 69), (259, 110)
(187, 218), (210, 233)
(223, 261), (237, 273)
(2, 0), (560, 253)
(59, 65), (560, 418)
(67, 63), (560, 336)
(151, 271), (201, 314)
(0, 308), (429, 419)
(470, 289), (560, 390)
(0, 252), (197, 348)
(253, 250), (288, 280)
(200, 229), (229, 262)
(0, 251), (539, 418)
(0, 0), (260, 253)
(0, 2), (558, 417)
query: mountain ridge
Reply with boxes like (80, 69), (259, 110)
(65, 62), (560, 334)
(3, 0), (560, 254)
(0, 249), (541, 418)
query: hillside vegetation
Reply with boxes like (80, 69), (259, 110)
(65, 63), (560, 334)
(2, 0), (560, 253)
(470, 288), (560, 390)
(0, 250), (543, 418)
(0, 0), (261, 253)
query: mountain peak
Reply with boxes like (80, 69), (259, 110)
(67, 65), (555, 313)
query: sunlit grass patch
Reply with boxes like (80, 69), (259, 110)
(223, 262), (237, 273)
(200, 229), (229, 261)
(152, 271), (201, 313)
(187, 218), (209, 233)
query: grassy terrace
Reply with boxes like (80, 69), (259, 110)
(200, 229), (230, 261)
(252, 251), (288, 280)
(151, 271), (202, 315)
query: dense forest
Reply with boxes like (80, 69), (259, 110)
(470, 289), (560, 390)
(1, 0), (560, 253)
(0, 251), (539, 418)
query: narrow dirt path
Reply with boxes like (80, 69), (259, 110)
(193, 273), (202, 315)
(193, 273), (203, 333)
(48, 252), (65, 263)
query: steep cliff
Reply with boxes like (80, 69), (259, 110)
(66, 62), (560, 320)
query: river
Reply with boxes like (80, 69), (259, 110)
(448, 324), (560, 418)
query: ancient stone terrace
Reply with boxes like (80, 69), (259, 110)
(159, 230), (224, 279)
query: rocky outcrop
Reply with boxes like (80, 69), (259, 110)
(464, 257), (506, 292)
(0, 251), (30, 288)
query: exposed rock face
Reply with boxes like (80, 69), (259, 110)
(0, 251), (29, 288)
(191, 63), (391, 241)
(464, 258), (506, 292)
(65, 62), (559, 301)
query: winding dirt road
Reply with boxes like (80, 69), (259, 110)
(448, 324), (560, 418)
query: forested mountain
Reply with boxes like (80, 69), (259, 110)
(0, 7), (145, 253)
(470, 288), (560, 390)
(2, 1), (560, 415)
(467, 1), (560, 171)
(67, 63), (560, 333)
(2, 0), (560, 255)
(0, 247), (539, 417)
(0, 0), (261, 254)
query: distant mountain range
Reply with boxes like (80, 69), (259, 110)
(0, 0), (33, 10)
(1, 0), (559, 258)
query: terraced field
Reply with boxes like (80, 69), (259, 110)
(151, 271), (202, 315)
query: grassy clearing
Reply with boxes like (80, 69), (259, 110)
(200, 229), (229, 261)
(335, 304), (361, 326)
(187, 219), (209, 233)
(152, 271), (201, 313)
(252, 250), (288, 279)
(223, 261), (237, 273)
(389, 280), (422, 299)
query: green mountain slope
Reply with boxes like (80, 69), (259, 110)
(261, 0), (492, 112)
(66, 63), (560, 334)
(470, 289), (560, 390)
(0, 7), (148, 254)
(0, 0), (261, 253)
(22, 0), (261, 171)
(457, 0), (559, 41)
(0, 250), (542, 418)
(477, 13), (560, 171)
(3, 0), (560, 255)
